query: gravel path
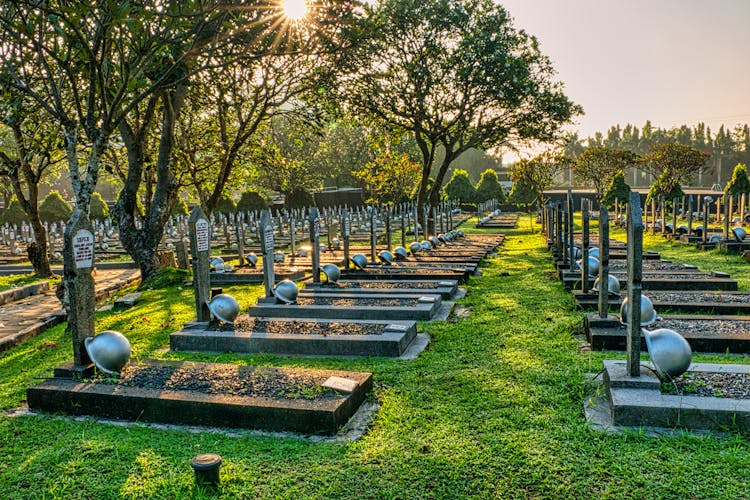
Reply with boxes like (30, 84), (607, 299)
(96, 363), (341, 400)
(608, 261), (696, 272)
(664, 371), (750, 399)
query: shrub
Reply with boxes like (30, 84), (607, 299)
(444, 169), (477, 203)
(286, 188), (315, 209)
(90, 192), (110, 221)
(0, 198), (29, 226)
(236, 191), (268, 213)
(215, 193), (236, 215)
(475, 169), (505, 203)
(39, 190), (72, 223)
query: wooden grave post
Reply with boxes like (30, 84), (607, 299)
(188, 206), (211, 322)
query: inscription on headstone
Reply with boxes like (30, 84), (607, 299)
(195, 218), (210, 252)
(73, 229), (94, 269)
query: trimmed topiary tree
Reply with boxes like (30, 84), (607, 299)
(475, 169), (505, 203)
(89, 192), (110, 221)
(215, 193), (236, 216)
(601, 171), (631, 209)
(0, 197), (29, 226)
(39, 190), (72, 223)
(236, 191), (268, 213)
(286, 188), (315, 209)
(444, 169), (477, 203)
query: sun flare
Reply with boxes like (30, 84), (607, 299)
(282, 0), (308, 21)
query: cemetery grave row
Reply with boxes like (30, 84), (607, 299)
(542, 191), (750, 432)
(25, 201), (505, 435)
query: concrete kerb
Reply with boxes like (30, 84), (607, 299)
(0, 281), (50, 306)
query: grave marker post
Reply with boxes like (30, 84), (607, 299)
(413, 203), (419, 241)
(369, 206), (378, 263)
(703, 196), (711, 244)
(724, 194), (730, 239)
(63, 209), (96, 369)
(400, 204), (407, 248)
(385, 206), (392, 251)
(342, 208), (351, 269)
(581, 199), (590, 293)
(567, 190), (575, 272)
(687, 195), (694, 234)
(175, 239), (189, 269)
(309, 208), (321, 284)
(259, 210), (276, 299)
(626, 192), (643, 377)
(672, 197), (678, 236)
(235, 216), (246, 266)
(598, 205), (610, 318)
(555, 202), (563, 260)
(188, 206), (211, 322)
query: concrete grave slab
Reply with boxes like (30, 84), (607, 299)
(27, 359), (372, 435)
(171, 317), (418, 357)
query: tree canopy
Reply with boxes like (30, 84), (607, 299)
(339, 0), (580, 212)
(726, 163), (750, 196)
(573, 147), (638, 199)
(601, 171), (631, 209)
(475, 169), (505, 203)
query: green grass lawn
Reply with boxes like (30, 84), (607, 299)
(0, 273), (57, 293)
(1, 215), (749, 498)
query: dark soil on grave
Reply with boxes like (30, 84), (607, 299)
(321, 282), (440, 290)
(91, 363), (341, 400)
(296, 297), (419, 307)
(662, 371), (750, 399)
(657, 318), (750, 337)
(608, 261), (697, 272)
(231, 316), (387, 336)
(647, 291), (750, 304)
(610, 272), (716, 280)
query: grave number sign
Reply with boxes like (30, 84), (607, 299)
(343, 216), (351, 237)
(195, 219), (210, 252)
(73, 229), (95, 269)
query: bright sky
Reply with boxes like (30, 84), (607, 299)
(499, 0), (750, 145)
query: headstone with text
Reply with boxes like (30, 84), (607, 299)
(63, 209), (96, 369)
(309, 208), (321, 284)
(188, 206), (211, 322)
(342, 209), (351, 269)
(259, 210), (276, 298)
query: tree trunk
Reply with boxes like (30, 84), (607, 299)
(28, 218), (53, 277)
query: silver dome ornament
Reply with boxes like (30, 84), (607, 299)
(297, 246), (310, 257)
(393, 247), (409, 260)
(457, 230), (464, 238)
(273, 279), (298, 304)
(429, 236), (439, 248)
(350, 253), (368, 271)
(732, 226), (747, 242)
(321, 263), (341, 283)
(694, 225), (704, 237)
(273, 252), (285, 263)
(246, 253), (258, 267)
(620, 294), (659, 327)
(592, 274), (621, 296)
(643, 328), (693, 379)
(84, 330), (131, 375)
(207, 294), (240, 324)
(709, 235), (722, 244)
(378, 250), (394, 265)
(587, 247), (600, 259)
(677, 225), (689, 235)
(420, 240), (432, 252)
(409, 242), (422, 255)
(437, 234), (447, 244)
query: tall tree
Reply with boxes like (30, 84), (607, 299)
(0, 93), (64, 276)
(510, 151), (565, 209)
(640, 142), (710, 186)
(339, 0), (580, 219)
